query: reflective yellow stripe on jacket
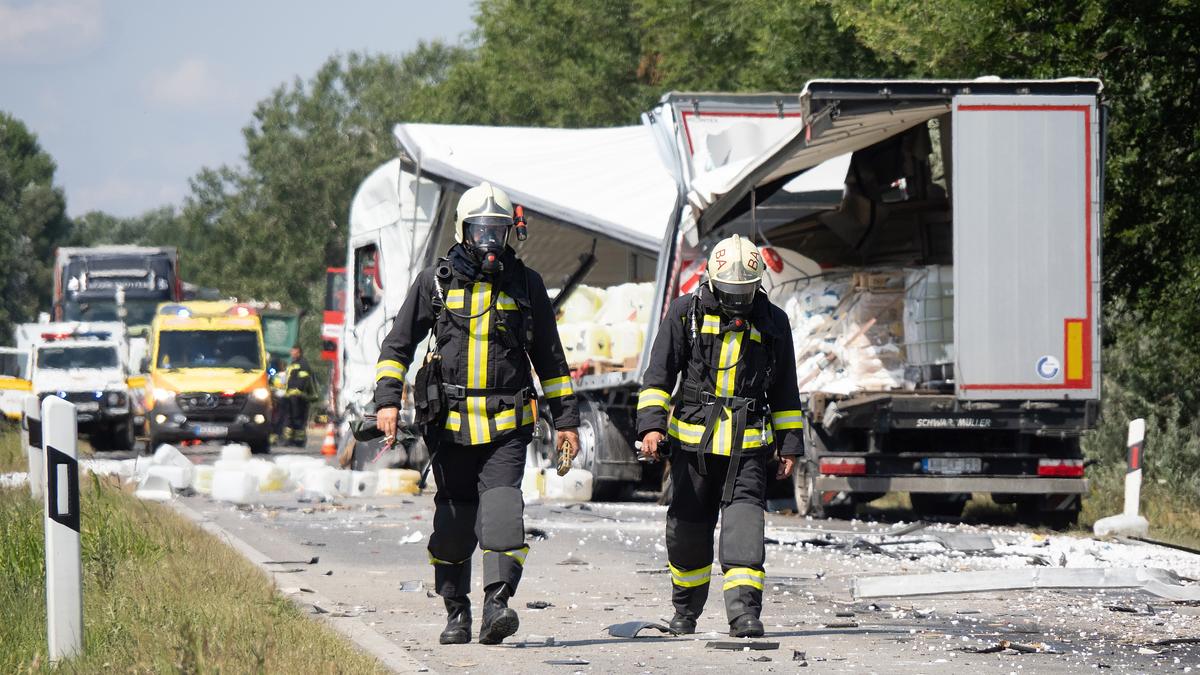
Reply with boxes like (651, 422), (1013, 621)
(637, 388), (670, 411)
(771, 409), (804, 431)
(542, 375), (573, 400)
(446, 403), (534, 434)
(668, 414), (773, 450)
(375, 359), (407, 382)
(711, 330), (745, 456)
(466, 282), (492, 444)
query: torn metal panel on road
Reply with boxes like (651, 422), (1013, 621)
(605, 621), (676, 638)
(706, 641), (780, 651)
(852, 567), (1200, 601)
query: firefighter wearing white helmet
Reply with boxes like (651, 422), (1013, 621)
(373, 181), (580, 646)
(637, 233), (805, 638)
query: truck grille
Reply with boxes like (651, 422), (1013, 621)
(177, 392), (247, 414)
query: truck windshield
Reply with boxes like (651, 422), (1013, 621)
(37, 346), (120, 370)
(64, 299), (161, 326)
(157, 330), (262, 370)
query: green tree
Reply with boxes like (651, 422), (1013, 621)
(0, 112), (72, 340)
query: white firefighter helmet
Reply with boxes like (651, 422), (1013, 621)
(455, 181), (515, 244)
(706, 234), (763, 314)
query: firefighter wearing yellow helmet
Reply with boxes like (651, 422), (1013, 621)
(637, 234), (805, 638)
(373, 181), (580, 645)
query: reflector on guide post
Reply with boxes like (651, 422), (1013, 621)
(22, 394), (42, 499)
(42, 395), (83, 662)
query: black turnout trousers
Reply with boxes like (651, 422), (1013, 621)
(666, 448), (768, 624)
(425, 431), (531, 598)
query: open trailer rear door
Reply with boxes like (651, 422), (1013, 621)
(951, 92), (1102, 400)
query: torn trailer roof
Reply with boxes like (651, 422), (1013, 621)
(392, 123), (680, 254)
(693, 78), (1104, 237)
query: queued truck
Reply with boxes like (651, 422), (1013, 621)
(54, 246), (182, 327)
(336, 78), (1103, 524)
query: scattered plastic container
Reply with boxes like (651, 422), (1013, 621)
(275, 456), (326, 484)
(212, 467), (257, 504)
(145, 464), (192, 491)
(543, 468), (593, 502)
(349, 470), (378, 497)
(220, 443), (252, 463)
(521, 466), (545, 500)
(192, 465), (215, 494)
(376, 468), (422, 496)
(134, 473), (174, 502)
(300, 466), (354, 498)
(247, 459), (288, 493)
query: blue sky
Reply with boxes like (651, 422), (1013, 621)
(0, 0), (476, 217)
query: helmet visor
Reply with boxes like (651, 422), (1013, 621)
(464, 216), (511, 251)
(711, 278), (758, 313)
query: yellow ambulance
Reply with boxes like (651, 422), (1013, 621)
(145, 301), (272, 453)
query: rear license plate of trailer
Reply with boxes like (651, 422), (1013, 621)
(922, 457), (982, 475)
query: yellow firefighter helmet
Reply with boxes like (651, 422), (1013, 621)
(706, 234), (763, 314)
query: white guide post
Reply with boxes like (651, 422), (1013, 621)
(1123, 418), (1146, 518)
(42, 395), (83, 662)
(23, 393), (43, 499)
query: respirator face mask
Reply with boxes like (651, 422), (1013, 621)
(463, 216), (512, 275)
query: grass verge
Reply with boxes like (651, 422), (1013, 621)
(0, 432), (385, 673)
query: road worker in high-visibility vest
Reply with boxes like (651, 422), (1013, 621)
(373, 182), (580, 645)
(637, 234), (805, 638)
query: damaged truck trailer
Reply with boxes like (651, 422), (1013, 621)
(685, 79), (1104, 525)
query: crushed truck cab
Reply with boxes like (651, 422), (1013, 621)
(146, 302), (273, 453)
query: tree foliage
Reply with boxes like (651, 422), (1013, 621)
(0, 113), (72, 341)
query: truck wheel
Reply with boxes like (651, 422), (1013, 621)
(525, 411), (555, 470)
(109, 420), (135, 452)
(794, 461), (855, 520)
(1017, 495), (1080, 530)
(910, 493), (969, 519)
(249, 439), (271, 455)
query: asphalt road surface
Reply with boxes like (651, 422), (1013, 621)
(157, 439), (1200, 674)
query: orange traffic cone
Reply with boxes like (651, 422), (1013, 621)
(321, 422), (337, 456)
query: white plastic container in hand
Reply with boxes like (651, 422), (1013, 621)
(543, 468), (593, 502)
(212, 467), (258, 504)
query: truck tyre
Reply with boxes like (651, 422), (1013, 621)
(110, 420), (135, 452)
(1016, 495), (1080, 531)
(525, 410), (556, 471)
(249, 438), (270, 455)
(794, 461), (854, 520)
(90, 429), (111, 452)
(910, 493), (969, 519)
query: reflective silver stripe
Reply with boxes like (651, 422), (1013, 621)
(669, 563), (712, 588)
(772, 410), (804, 430)
(375, 359), (407, 381)
(721, 567), (765, 591)
(638, 388), (670, 411)
(542, 376), (573, 399)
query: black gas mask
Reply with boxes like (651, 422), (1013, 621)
(463, 216), (512, 275)
(710, 278), (759, 317)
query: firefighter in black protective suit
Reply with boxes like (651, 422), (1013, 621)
(637, 234), (804, 638)
(373, 181), (580, 646)
(284, 345), (317, 447)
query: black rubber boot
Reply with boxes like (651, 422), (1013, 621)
(669, 613), (697, 635)
(729, 614), (764, 638)
(478, 583), (519, 645)
(439, 596), (472, 645)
